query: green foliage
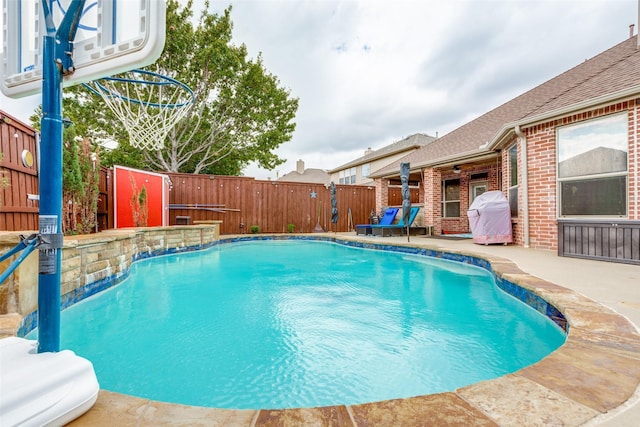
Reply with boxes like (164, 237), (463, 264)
(60, 128), (100, 234)
(40, 0), (298, 176)
(0, 152), (10, 210)
(129, 175), (149, 227)
(287, 223), (295, 233)
(29, 111), (101, 235)
(138, 186), (148, 227)
(63, 127), (83, 195)
(100, 140), (147, 170)
(144, 0), (299, 174)
(250, 225), (259, 234)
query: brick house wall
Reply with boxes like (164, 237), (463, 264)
(522, 122), (557, 250)
(441, 171), (469, 234)
(375, 178), (389, 214)
(376, 97), (639, 249)
(423, 168), (441, 233)
(520, 100), (639, 251)
(421, 161), (501, 235)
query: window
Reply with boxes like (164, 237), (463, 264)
(470, 182), (488, 204)
(361, 163), (370, 178)
(470, 172), (489, 180)
(557, 114), (628, 217)
(339, 168), (357, 184)
(508, 144), (518, 217)
(442, 179), (460, 217)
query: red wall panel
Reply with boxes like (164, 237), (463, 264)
(114, 166), (168, 228)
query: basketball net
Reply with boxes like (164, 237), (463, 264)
(84, 69), (194, 151)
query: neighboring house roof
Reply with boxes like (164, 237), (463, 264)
(278, 165), (330, 185)
(329, 133), (436, 173)
(559, 147), (627, 178)
(372, 35), (640, 177)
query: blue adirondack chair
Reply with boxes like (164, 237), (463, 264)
(355, 208), (399, 235)
(371, 206), (420, 237)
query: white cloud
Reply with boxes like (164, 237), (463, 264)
(2, 0), (637, 179)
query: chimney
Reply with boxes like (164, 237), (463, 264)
(296, 159), (304, 174)
(364, 147), (373, 155)
(630, 24), (635, 39)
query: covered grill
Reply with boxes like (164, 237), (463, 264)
(467, 190), (513, 245)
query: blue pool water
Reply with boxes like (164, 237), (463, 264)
(28, 240), (565, 409)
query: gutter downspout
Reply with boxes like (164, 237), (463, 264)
(514, 125), (530, 247)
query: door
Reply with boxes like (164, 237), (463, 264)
(470, 182), (488, 204)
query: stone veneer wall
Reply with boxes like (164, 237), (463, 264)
(0, 224), (220, 337)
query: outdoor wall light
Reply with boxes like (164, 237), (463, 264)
(453, 165), (461, 174)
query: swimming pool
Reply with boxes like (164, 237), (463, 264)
(27, 239), (566, 409)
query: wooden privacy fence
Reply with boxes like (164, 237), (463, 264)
(1, 164), (377, 235)
(167, 173), (377, 234)
(97, 167), (113, 231)
(387, 186), (420, 206)
(0, 113), (39, 231)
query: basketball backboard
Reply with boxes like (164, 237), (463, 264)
(1, 0), (166, 98)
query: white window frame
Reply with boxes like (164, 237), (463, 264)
(361, 163), (370, 178)
(441, 178), (460, 218)
(556, 113), (629, 218)
(508, 144), (518, 217)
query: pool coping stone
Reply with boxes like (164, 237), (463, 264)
(44, 232), (640, 426)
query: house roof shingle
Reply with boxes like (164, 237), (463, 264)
(329, 133), (436, 173)
(278, 168), (330, 185)
(372, 35), (640, 178)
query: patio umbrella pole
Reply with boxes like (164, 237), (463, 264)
(330, 182), (338, 234)
(400, 162), (411, 243)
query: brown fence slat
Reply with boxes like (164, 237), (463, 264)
(1, 113), (39, 231)
(166, 173), (376, 234)
(2, 161), (377, 235)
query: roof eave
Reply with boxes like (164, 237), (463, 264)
(412, 148), (500, 170)
(502, 85), (640, 140)
(327, 145), (421, 173)
(372, 86), (640, 179)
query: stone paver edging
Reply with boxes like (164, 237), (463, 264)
(56, 235), (640, 426)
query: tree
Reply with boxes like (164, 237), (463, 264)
(61, 0), (299, 176)
(61, 128), (100, 235)
(28, 114), (100, 234)
(129, 175), (148, 227)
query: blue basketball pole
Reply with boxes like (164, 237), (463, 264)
(38, 0), (86, 353)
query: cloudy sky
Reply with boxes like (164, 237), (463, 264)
(1, 0), (637, 179)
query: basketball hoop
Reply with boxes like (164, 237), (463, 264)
(83, 69), (194, 151)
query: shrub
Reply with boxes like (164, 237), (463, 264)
(250, 225), (259, 234)
(287, 223), (295, 233)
